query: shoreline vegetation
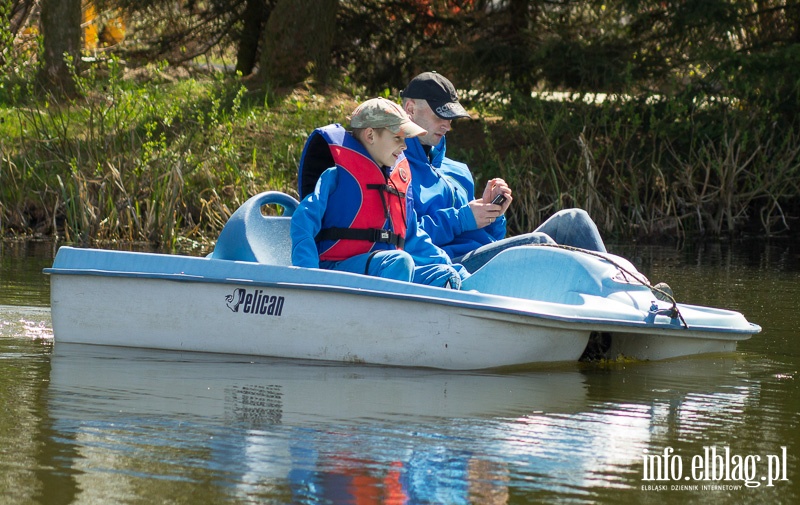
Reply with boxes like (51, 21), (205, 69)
(2, 60), (799, 250)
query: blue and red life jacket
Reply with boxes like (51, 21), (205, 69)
(297, 124), (411, 261)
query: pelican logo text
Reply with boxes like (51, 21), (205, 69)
(225, 288), (284, 316)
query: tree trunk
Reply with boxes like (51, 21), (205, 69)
(258, 0), (337, 89)
(507, 0), (533, 91)
(38, 0), (82, 97)
(9, 0), (37, 35)
(235, 0), (270, 76)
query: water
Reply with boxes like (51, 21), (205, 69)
(1, 239), (798, 504)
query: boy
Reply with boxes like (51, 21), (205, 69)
(291, 98), (468, 289)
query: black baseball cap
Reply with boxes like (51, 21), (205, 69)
(401, 71), (471, 120)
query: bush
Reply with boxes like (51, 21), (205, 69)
(447, 90), (800, 240)
(1, 58), (355, 247)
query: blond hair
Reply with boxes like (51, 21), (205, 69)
(351, 127), (387, 144)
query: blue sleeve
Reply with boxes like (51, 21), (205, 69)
(290, 168), (337, 268)
(403, 187), (454, 267)
(444, 159), (505, 242)
(486, 214), (507, 241)
(414, 158), (480, 244)
(406, 212), (471, 281)
(417, 175), (504, 244)
(419, 204), (468, 245)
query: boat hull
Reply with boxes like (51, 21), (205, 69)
(46, 242), (760, 370)
(49, 272), (590, 369)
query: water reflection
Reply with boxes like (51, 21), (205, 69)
(46, 344), (588, 503)
(41, 343), (781, 503)
(496, 357), (774, 497)
(0, 240), (56, 307)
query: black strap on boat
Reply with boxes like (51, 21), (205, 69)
(527, 243), (688, 329)
(316, 227), (405, 248)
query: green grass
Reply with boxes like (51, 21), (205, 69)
(1, 59), (359, 248)
(2, 58), (799, 248)
(448, 92), (800, 240)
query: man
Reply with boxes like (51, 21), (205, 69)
(399, 71), (608, 273)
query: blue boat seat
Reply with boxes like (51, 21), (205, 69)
(210, 191), (299, 265)
(463, 245), (647, 305)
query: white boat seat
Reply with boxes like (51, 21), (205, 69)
(210, 191), (299, 266)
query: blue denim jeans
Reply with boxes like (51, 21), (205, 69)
(322, 251), (462, 288)
(412, 263), (463, 289)
(322, 250), (414, 282)
(454, 208), (607, 272)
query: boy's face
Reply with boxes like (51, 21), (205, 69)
(405, 99), (452, 147)
(364, 128), (408, 168)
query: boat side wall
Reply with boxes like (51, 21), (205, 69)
(49, 273), (590, 369)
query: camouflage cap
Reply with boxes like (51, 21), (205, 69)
(349, 98), (427, 138)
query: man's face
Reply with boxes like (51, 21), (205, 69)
(405, 99), (452, 147)
(365, 128), (408, 168)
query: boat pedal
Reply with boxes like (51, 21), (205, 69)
(580, 332), (612, 361)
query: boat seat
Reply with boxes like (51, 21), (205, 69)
(463, 246), (615, 304)
(210, 191), (299, 266)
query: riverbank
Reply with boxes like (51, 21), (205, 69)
(2, 60), (798, 248)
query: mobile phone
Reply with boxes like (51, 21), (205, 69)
(491, 194), (507, 205)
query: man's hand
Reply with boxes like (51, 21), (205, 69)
(471, 178), (512, 228)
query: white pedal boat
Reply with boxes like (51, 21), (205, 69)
(44, 191), (760, 370)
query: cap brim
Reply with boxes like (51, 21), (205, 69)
(428, 100), (471, 120)
(388, 120), (428, 138)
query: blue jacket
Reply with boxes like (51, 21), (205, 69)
(404, 137), (506, 258)
(291, 129), (461, 272)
